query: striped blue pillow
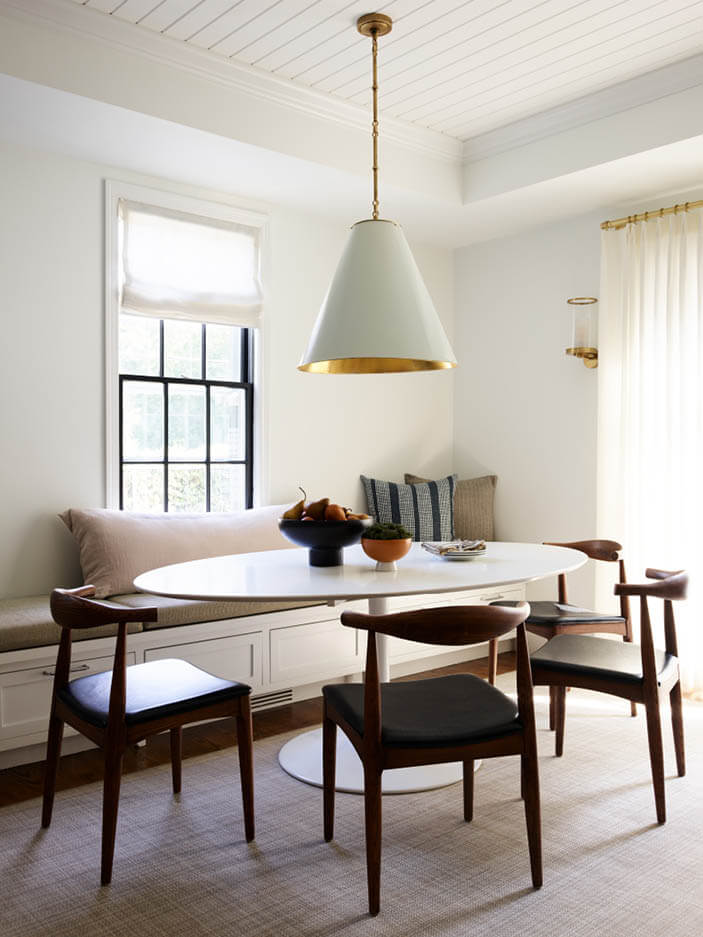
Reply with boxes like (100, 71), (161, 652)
(360, 474), (457, 542)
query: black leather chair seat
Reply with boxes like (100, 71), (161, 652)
(323, 674), (521, 748)
(531, 634), (677, 686)
(58, 658), (250, 728)
(492, 599), (625, 626)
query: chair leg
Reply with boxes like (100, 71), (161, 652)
(549, 686), (556, 731)
(41, 713), (64, 828)
(521, 746), (543, 889)
(101, 745), (124, 885)
(236, 696), (255, 843)
(554, 686), (566, 757)
(644, 698), (666, 824)
(488, 639), (498, 685)
(364, 765), (383, 916)
(623, 634), (637, 716)
(670, 681), (685, 777)
(323, 711), (336, 842)
(463, 759), (474, 822)
(170, 727), (182, 794)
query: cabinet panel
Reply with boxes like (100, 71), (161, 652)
(0, 652), (136, 742)
(270, 618), (358, 686)
(145, 632), (262, 689)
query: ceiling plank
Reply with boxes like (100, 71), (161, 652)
(396, 1), (701, 126)
(441, 25), (703, 138)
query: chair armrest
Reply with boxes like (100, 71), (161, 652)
(615, 570), (687, 600)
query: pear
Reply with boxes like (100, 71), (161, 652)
(282, 488), (307, 520)
(325, 503), (347, 522)
(304, 497), (329, 521)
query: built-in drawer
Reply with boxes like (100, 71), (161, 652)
(0, 652), (136, 742)
(270, 617), (359, 686)
(386, 585), (525, 663)
(144, 632), (263, 690)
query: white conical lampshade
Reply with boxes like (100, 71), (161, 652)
(298, 219), (457, 373)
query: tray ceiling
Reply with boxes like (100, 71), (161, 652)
(70, 0), (703, 141)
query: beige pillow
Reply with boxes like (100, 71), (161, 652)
(404, 474), (497, 541)
(60, 504), (292, 598)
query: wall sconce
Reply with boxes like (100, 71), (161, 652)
(565, 297), (598, 368)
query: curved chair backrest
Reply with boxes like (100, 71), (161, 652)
(545, 539), (622, 562)
(544, 539), (626, 610)
(50, 586), (156, 629)
(615, 568), (688, 601)
(340, 602), (529, 646)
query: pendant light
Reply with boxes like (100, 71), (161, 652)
(298, 12), (457, 374)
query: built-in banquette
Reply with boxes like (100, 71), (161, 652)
(0, 504), (523, 768)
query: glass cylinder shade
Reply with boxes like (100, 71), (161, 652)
(566, 297), (598, 367)
(569, 298), (597, 349)
(298, 219), (456, 373)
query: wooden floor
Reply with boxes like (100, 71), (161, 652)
(0, 652), (515, 808)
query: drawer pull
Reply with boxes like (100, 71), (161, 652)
(481, 593), (505, 602)
(42, 663), (91, 677)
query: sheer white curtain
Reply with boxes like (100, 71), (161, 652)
(598, 208), (703, 696)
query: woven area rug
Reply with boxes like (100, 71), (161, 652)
(1, 686), (702, 937)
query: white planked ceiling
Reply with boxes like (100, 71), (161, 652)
(70, 0), (703, 141)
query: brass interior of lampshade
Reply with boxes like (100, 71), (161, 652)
(299, 357), (456, 374)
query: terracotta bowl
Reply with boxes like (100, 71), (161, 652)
(361, 537), (412, 565)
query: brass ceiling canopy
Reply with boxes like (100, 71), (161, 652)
(356, 13), (393, 37)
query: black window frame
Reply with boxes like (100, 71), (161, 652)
(119, 319), (254, 512)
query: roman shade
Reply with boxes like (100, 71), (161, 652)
(119, 200), (263, 326)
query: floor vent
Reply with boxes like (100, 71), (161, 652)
(251, 688), (294, 712)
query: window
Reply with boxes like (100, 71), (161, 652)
(108, 187), (265, 513)
(119, 315), (253, 512)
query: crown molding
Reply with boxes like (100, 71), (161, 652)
(462, 53), (703, 163)
(0, 0), (462, 165)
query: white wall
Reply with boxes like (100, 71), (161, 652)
(453, 186), (703, 609)
(0, 142), (454, 599)
(453, 214), (602, 607)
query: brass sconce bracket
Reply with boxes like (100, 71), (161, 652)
(565, 346), (598, 368)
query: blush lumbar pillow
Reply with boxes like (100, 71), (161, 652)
(404, 473), (496, 541)
(360, 474), (456, 542)
(60, 504), (291, 598)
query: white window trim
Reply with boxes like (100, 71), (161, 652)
(104, 179), (269, 511)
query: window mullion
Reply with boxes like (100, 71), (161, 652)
(205, 383), (211, 513)
(163, 381), (169, 512)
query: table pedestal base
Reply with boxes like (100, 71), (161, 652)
(278, 727), (467, 794)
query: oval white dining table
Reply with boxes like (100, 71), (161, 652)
(135, 541), (586, 795)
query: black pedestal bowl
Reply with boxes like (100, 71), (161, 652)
(278, 517), (373, 567)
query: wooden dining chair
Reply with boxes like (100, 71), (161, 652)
(322, 602), (541, 916)
(488, 539), (635, 722)
(41, 586), (255, 884)
(530, 568), (687, 824)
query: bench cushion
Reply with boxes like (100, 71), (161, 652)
(0, 596), (143, 653)
(60, 504), (292, 598)
(111, 593), (322, 630)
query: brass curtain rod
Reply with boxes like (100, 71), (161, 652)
(601, 199), (703, 231)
